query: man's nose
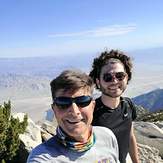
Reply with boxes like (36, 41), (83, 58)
(112, 75), (118, 82)
(69, 102), (80, 115)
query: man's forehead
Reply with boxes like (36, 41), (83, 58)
(55, 88), (91, 97)
(101, 62), (125, 73)
(55, 89), (74, 96)
(106, 58), (123, 64)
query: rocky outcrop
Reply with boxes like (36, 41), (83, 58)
(126, 143), (163, 163)
(133, 121), (163, 158)
(40, 120), (57, 141)
(14, 113), (42, 151)
(135, 105), (149, 120)
(138, 143), (163, 163)
(155, 121), (163, 130)
(13, 113), (42, 163)
(136, 110), (163, 122)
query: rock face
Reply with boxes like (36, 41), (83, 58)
(138, 143), (163, 163)
(136, 110), (163, 122)
(135, 105), (149, 120)
(13, 113), (42, 163)
(14, 113), (42, 151)
(133, 121), (163, 158)
(40, 120), (57, 141)
(127, 143), (163, 163)
(155, 121), (163, 130)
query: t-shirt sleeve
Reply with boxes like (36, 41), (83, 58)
(101, 127), (119, 159)
(125, 97), (137, 120)
(26, 144), (48, 163)
(105, 128), (120, 163)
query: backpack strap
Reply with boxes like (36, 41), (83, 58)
(122, 97), (137, 120)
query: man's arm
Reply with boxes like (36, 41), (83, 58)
(129, 124), (139, 163)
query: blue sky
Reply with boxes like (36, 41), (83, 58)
(0, 0), (163, 58)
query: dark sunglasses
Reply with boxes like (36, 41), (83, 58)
(103, 72), (127, 82)
(53, 95), (92, 109)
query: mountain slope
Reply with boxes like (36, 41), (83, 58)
(132, 88), (163, 112)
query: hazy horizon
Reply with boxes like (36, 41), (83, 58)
(1, 46), (163, 122)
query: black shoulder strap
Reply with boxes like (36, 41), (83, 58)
(123, 97), (134, 109)
(123, 97), (137, 120)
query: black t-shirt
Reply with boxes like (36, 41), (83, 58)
(92, 97), (137, 163)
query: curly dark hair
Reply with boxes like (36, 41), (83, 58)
(89, 49), (133, 89)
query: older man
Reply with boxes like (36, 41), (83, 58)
(27, 69), (120, 163)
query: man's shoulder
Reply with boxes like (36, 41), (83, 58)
(27, 136), (58, 162)
(93, 126), (116, 139)
(27, 142), (47, 162)
(92, 126), (118, 150)
(121, 96), (132, 102)
(121, 96), (138, 120)
(121, 96), (139, 109)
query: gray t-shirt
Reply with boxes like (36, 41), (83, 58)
(27, 126), (120, 163)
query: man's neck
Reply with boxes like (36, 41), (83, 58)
(72, 127), (92, 143)
(101, 94), (120, 109)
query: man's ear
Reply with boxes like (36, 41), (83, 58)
(51, 104), (56, 113)
(96, 78), (100, 89)
(92, 100), (96, 110)
(126, 74), (129, 84)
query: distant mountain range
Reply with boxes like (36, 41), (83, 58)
(0, 53), (96, 77)
(132, 88), (163, 112)
(131, 47), (163, 64)
(0, 53), (96, 101)
(0, 46), (163, 106)
(1, 46), (163, 76)
(0, 73), (51, 101)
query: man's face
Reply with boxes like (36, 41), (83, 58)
(97, 62), (128, 98)
(52, 88), (95, 141)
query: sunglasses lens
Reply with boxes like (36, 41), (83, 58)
(115, 72), (126, 81)
(103, 73), (112, 82)
(75, 96), (92, 107)
(103, 72), (126, 82)
(54, 97), (72, 109)
(54, 96), (92, 109)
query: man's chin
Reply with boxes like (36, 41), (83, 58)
(64, 124), (84, 134)
(67, 129), (85, 138)
(103, 91), (122, 98)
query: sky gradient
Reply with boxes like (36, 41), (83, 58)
(0, 0), (163, 58)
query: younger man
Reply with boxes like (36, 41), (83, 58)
(90, 50), (139, 163)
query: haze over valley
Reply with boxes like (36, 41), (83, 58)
(1, 47), (163, 122)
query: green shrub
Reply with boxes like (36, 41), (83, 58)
(0, 101), (28, 163)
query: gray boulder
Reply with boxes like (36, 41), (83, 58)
(134, 121), (163, 157)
